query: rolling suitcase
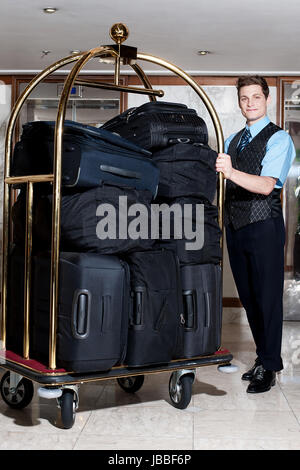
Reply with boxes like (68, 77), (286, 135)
(6, 249), (30, 356)
(152, 142), (218, 202)
(124, 250), (184, 367)
(31, 252), (131, 373)
(11, 120), (159, 198)
(180, 263), (222, 358)
(101, 101), (208, 150)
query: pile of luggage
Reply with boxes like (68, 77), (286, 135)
(7, 101), (223, 373)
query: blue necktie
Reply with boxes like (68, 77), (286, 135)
(237, 128), (251, 154)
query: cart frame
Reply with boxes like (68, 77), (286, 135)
(0, 23), (232, 428)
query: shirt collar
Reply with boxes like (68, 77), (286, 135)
(245, 116), (270, 139)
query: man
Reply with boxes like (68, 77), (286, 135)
(216, 75), (295, 393)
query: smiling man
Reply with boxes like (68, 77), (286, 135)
(216, 75), (295, 393)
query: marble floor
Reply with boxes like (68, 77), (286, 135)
(1, 308), (300, 450)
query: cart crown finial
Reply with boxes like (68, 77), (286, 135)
(110, 23), (129, 44)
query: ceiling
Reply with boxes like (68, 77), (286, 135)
(0, 0), (299, 75)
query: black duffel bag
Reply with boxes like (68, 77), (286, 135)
(152, 142), (217, 202)
(154, 196), (222, 265)
(56, 183), (155, 254)
(12, 183), (155, 255)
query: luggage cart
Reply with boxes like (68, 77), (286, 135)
(0, 23), (233, 429)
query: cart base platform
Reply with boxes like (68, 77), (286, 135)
(0, 348), (233, 386)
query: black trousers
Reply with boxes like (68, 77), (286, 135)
(226, 215), (285, 371)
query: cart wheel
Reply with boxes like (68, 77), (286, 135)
(117, 375), (144, 393)
(60, 389), (76, 429)
(0, 372), (34, 409)
(169, 373), (193, 410)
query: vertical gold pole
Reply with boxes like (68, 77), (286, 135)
(23, 181), (33, 359)
(48, 46), (117, 369)
(0, 184), (10, 349)
(1, 54), (82, 351)
(114, 44), (121, 86)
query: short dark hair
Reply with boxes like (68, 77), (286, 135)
(236, 75), (269, 99)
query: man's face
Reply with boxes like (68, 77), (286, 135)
(238, 84), (270, 125)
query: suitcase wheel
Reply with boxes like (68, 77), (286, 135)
(0, 371), (34, 410)
(169, 372), (194, 410)
(59, 389), (77, 429)
(117, 375), (144, 393)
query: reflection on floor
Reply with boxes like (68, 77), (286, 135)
(1, 308), (300, 450)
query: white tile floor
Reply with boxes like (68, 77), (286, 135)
(1, 308), (300, 450)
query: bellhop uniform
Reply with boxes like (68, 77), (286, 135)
(225, 116), (295, 372)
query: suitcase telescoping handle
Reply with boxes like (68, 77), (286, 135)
(131, 286), (145, 326)
(72, 289), (91, 339)
(204, 292), (211, 328)
(182, 290), (197, 329)
(100, 164), (141, 180)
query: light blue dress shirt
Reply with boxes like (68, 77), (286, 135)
(224, 116), (296, 188)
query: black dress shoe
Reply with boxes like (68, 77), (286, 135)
(241, 358), (261, 381)
(246, 365), (276, 394)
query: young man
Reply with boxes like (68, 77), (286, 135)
(216, 75), (295, 393)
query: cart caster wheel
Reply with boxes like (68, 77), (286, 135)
(117, 375), (144, 393)
(0, 372), (34, 409)
(59, 389), (76, 429)
(169, 373), (193, 410)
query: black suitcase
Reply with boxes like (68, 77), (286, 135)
(31, 252), (130, 372)
(154, 197), (222, 265)
(124, 250), (184, 367)
(180, 263), (222, 358)
(101, 101), (208, 150)
(152, 142), (217, 202)
(11, 120), (159, 198)
(6, 249), (30, 356)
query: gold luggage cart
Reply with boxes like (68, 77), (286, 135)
(0, 24), (233, 429)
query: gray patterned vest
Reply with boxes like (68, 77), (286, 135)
(225, 122), (282, 230)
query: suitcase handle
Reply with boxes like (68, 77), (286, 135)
(204, 292), (211, 328)
(131, 286), (145, 326)
(168, 137), (192, 144)
(100, 164), (141, 180)
(71, 289), (91, 339)
(182, 290), (197, 330)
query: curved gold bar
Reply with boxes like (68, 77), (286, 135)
(49, 45), (119, 369)
(1, 53), (84, 348)
(136, 52), (225, 252)
(130, 63), (158, 102)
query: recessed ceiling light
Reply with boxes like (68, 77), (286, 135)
(43, 7), (58, 14)
(197, 50), (210, 56)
